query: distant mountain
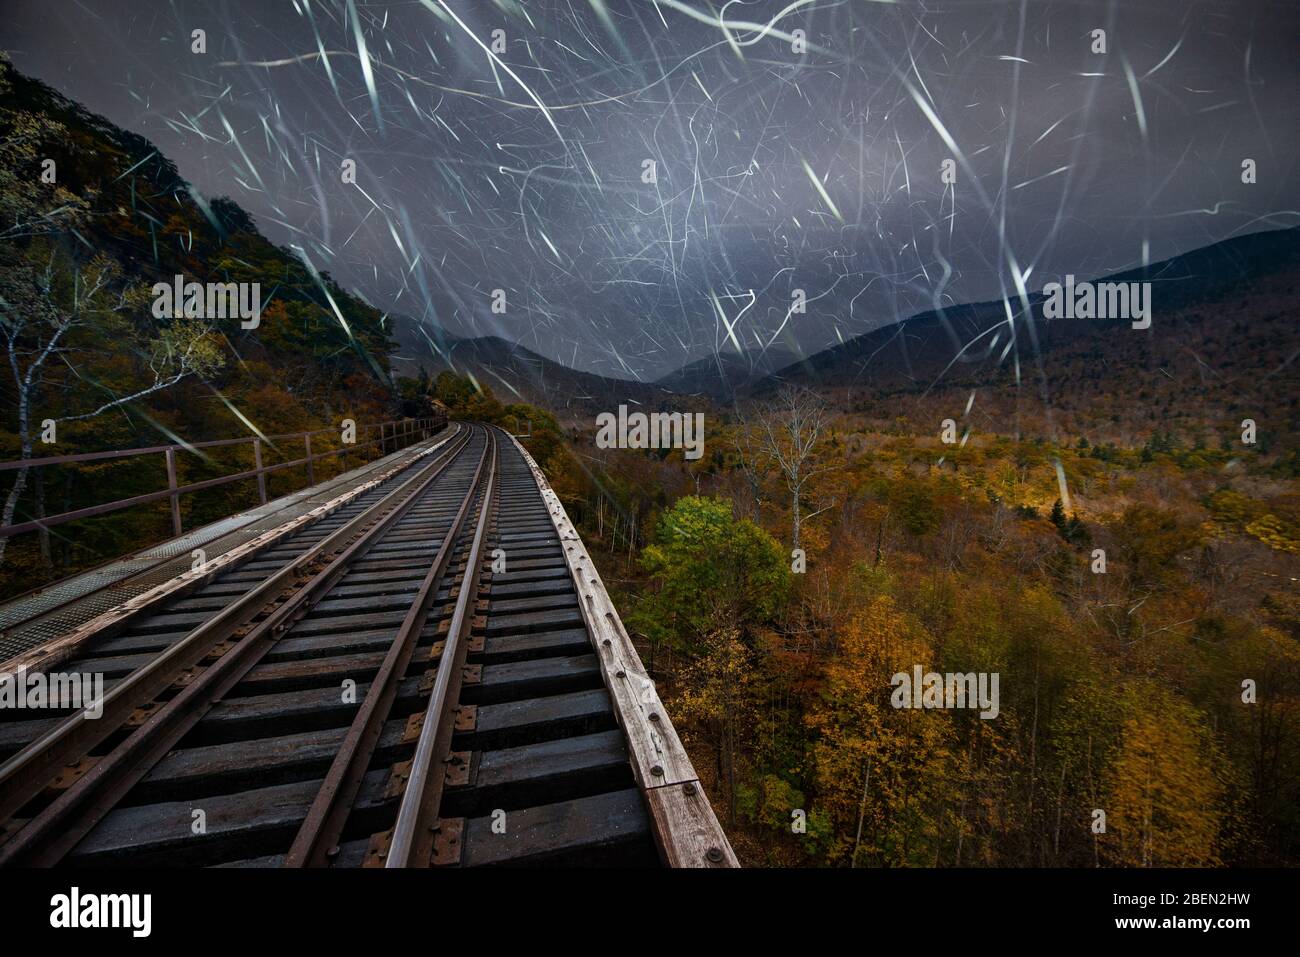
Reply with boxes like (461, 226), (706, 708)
(390, 226), (1299, 431)
(656, 345), (799, 401)
(750, 227), (1300, 426)
(386, 312), (463, 373)
(390, 320), (688, 420)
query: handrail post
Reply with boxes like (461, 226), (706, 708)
(165, 448), (182, 537)
(0, 417), (444, 542)
(253, 438), (268, 504)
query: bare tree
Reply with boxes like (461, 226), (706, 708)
(731, 412), (769, 517)
(742, 384), (833, 551)
(0, 245), (223, 564)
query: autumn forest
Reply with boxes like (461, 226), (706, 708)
(2, 49), (1298, 873)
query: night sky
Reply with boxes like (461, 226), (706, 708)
(2, 0), (1296, 380)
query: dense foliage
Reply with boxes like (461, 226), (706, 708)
(575, 399), (1299, 867)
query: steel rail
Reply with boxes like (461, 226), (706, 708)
(0, 424), (463, 649)
(283, 428), (493, 867)
(0, 426), (482, 866)
(0, 426), (476, 840)
(385, 428), (499, 867)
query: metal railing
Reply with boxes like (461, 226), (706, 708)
(0, 412), (448, 540)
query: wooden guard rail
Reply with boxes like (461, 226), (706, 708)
(506, 432), (739, 867)
(0, 412), (448, 540)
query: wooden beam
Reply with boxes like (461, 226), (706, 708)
(646, 782), (741, 868)
(505, 433), (738, 868)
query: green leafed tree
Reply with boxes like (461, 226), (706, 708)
(631, 495), (790, 652)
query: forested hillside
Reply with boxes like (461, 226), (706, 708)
(757, 227), (1300, 453)
(566, 390), (1298, 867)
(0, 55), (414, 596)
(556, 237), (1300, 866)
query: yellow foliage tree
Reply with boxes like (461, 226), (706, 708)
(1102, 685), (1225, 866)
(806, 593), (958, 866)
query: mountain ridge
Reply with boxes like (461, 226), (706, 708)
(622, 227), (1299, 410)
(755, 226), (1300, 400)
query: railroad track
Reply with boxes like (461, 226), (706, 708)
(0, 423), (735, 868)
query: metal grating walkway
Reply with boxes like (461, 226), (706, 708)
(0, 427), (457, 664)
